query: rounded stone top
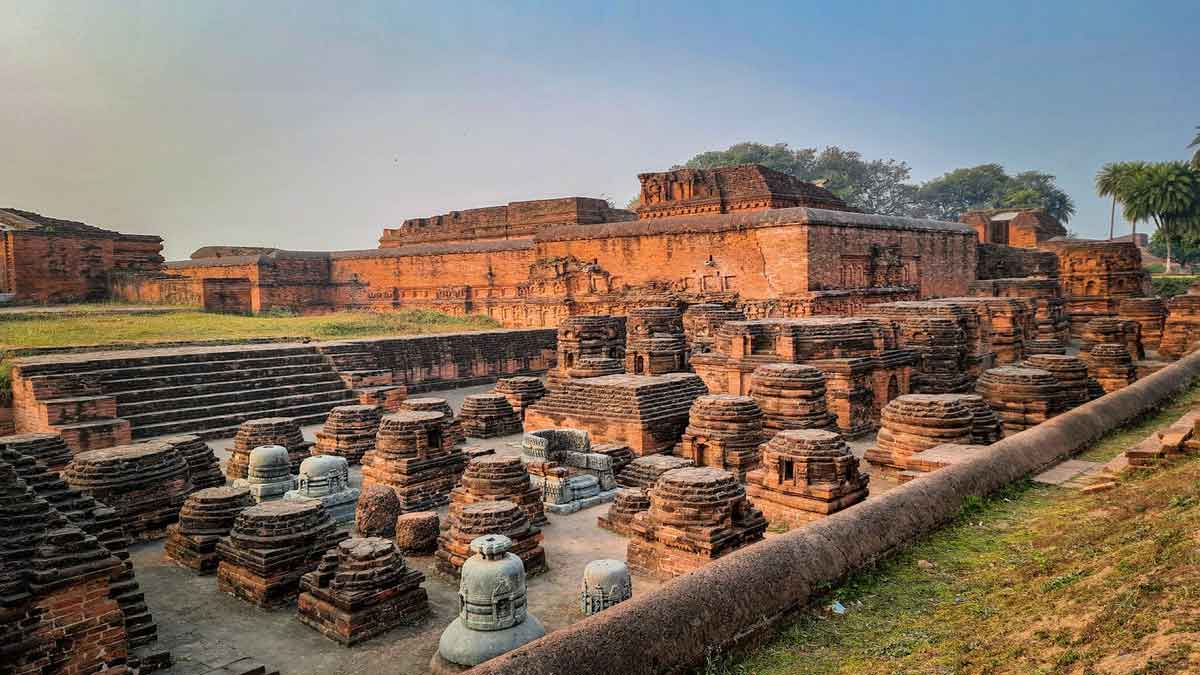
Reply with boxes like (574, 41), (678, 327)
(464, 393), (509, 403)
(241, 498), (321, 519)
(189, 485), (252, 503)
(72, 441), (175, 465)
(0, 432), (63, 444)
(328, 404), (381, 415)
(470, 534), (513, 557)
(402, 397), (449, 408)
(1090, 343), (1133, 358)
(297, 454), (348, 477)
(979, 366), (1058, 383)
(582, 559), (630, 587)
(655, 466), (739, 489)
(766, 429), (851, 458)
(247, 444), (290, 468)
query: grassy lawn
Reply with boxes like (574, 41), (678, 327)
(706, 413), (1200, 674)
(0, 308), (500, 351)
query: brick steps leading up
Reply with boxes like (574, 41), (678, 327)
(112, 370), (342, 403)
(133, 399), (358, 441)
(125, 388), (355, 428)
(118, 380), (349, 418)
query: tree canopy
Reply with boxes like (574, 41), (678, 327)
(670, 142), (1074, 222)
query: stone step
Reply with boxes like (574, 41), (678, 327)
(114, 372), (346, 406)
(131, 396), (358, 440)
(15, 344), (324, 377)
(102, 362), (339, 394)
(123, 388), (355, 428)
(53, 417), (132, 453)
(83, 353), (330, 384)
(40, 394), (118, 426)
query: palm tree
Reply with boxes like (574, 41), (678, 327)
(1121, 162), (1200, 272)
(1191, 126), (1200, 167)
(1095, 161), (1146, 239)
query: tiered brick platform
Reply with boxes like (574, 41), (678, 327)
(1089, 343), (1138, 393)
(938, 297), (1033, 365)
(227, 417), (313, 478)
(361, 410), (467, 512)
(968, 277), (1069, 347)
(0, 432), (73, 473)
(550, 315), (625, 390)
(891, 316), (971, 393)
(458, 394), (523, 438)
(951, 394), (1003, 445)
(865, 395), (974, 475)
(1118, 297), (1167, 352)
(297, 537), (430, 645)
(492, 376), (547, 420)
(597, 487), (651, 536)
(682, 304), (746, 356)
(399, 398), (466, 447)
(311, 405), (381, 464)
(625, 307), (687, 375)
(436, 500), (546, 579)
(1024, 354), (1091, 410)
(162, 434), (225, 490)
(64, 441), (193, 541)
(746, 429), (868, 527)
(10, 343), (357, 450)
(626, 467), (767, 581)
(976, 366), (1067, 434)
(163, 485), (254, 573)
(1081, 318), (1141, 364)
(748, 364), (836, 434)
(675, 394), (764, 480)
(524, 373), (708, 455)
(1160, 285), (1200, 360)
(866, 302), (993, 377)
(216, 500), (345, 609)
(450, 455), (546, 527)
(615, 454), (694, 489)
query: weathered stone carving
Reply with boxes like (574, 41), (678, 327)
(580, 559), (633, 616)
(284, 455), (360, 525)
(521, 429), (618, 514)
(746, 429), (868, 527)
(227, 417), (313, 479)
(232, 445), (295, 504)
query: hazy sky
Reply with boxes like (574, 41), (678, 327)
(3, 1), (1197, 259)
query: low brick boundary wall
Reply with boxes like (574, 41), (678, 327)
(469, 349), (1200, 675)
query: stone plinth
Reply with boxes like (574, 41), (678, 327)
(458, 394), (523, 438)
(312, 405), (381, 465)
(232, 445), (295, 504)
(1159, 285), (1200, 360)
(1024, 354), (1091, 410)
(521, 429), (618, 514)
(163, 485), (254, 574)
(64, 441), (193, 541)
(431, 535), (546, 674)
(400, 397), (466, 447)
(227, 417), (313, 480)
(1081, 317), (1143, 364)
(900, 443), (991, 481)
(297, 537), (429, 645)
(625, 307), (687, 375)
(968, 277), (1069, 345)
(938, 297), (1034, 365)
(451, 455), (546, 527)
(627, 467), (767, 581)
(616, 454), (694, 489)
(395, 511), (439, 555)
(566, 357), (624, 380)
(162, 434), (225, 491)
(551, 315), (625, 390)
(682, 304), (746, 356)
(0, 432), (73, 473)
(1088, 343), (1138, 393)
(1025, 337), (1067, 355)
(864, 395), (974, 475)
(592, 442), (635, 475)
(524, 373), (708, 456)
(353, 484), (401, 538)
(436, 500), (546, 579)
(580, 559), (632, 616)
(746, 429), (868, 527)
(362, 410), (466, 513)
(1118, 297), (1167, 351)
(216, 499), (344, 609)
(976, 366), (1066, 435)
(284, 455), (360, 525)
(675, 394), (764, 480)
(890, 316), (971, 394)
(597, 487), (650, 536)
(493, 376), (547, 420)
(748, 363), (836, 434)
(948, 393), (1003, 445)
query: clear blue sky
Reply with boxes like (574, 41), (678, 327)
(2, 0), (1197, 259)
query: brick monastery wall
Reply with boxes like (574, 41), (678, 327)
(1, 230), (162, 304)
(378, 197), (634, 247)
(116, 207), (978, 328)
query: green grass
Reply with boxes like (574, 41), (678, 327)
(704, 417), (1200, 674)
(1075, 380), (1200, 462)
(0, 308), (501, 403)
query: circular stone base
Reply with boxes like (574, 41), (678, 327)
(434, 614), (546, 670)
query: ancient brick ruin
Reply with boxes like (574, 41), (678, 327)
(458, 394), (523, 438)
(436, 500), (546, 579)
(745, 429), (868, 527)
(63, 441), (193, 541)
(961, 208), (1067, 248)
(675, 394), (765, 480)
(748, 363), (836, 434)
(297, 537), (429, 645)
(865, 395), (975, 476)
(615, 453), (694, 489)
(596, 487), (652, 536)
(492, 376), (548, 420)
(626, 466), (767, 581)
(361, 410), (466, 512)
(311, 405), (381, 464)
(1160, 284), (1200, 360)
(449, 455), (547, 527)
(164, 485), (255, 574)
(976, 366), (1067, 434)
(624, 307), (688, 375)
(1119, 296), (1168, 352)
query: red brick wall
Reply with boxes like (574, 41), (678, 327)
(2, 230), (163, 304)
(203, 278), (253, 313)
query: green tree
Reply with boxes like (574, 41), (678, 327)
(678, 142), (918, 216)
(1190, 126), (1200, 167)
(1149, 228), (1200, 268)
(911, 164), (1011, 220)
(1119, 162), (1200, 270)
(1002, 171), (1076, 223)
(1096, 161), (1147, 239)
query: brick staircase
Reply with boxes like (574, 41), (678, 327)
(12, 343), (358, 449)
